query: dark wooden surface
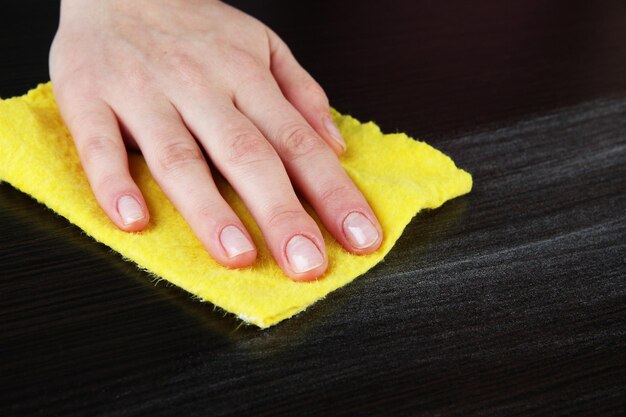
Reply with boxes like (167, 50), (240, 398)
(1, 1), (625, 416)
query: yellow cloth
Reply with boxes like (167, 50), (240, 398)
(0, 82), (472, 328)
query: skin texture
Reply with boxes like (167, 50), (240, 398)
(49, 0), (383, 281)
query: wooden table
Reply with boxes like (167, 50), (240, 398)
(1, 1), (624, 415)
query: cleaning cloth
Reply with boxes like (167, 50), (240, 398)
(0, 83), (472, 328)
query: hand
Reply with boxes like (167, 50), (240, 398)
(49, 0), (383, 281)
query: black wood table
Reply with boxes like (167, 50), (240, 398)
(1, 1), (625, 416)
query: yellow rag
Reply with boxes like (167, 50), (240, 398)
(0, 83), (472, 328)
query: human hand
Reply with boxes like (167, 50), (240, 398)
(49, 0), (383, 281)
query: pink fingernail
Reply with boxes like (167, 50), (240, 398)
(323, 115), (346, 151)
(286, 235), (324, 273)
(220, 225), (255, 258)
(343, 212), (379, 249)
(117, 195), (145, 226)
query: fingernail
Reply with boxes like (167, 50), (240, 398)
(343, 212), (379, 249)
(117, 195), (145, 225)
(323, 115), (346, 151)
(220, 225), (255, 258)
(286, 235), (324, 273)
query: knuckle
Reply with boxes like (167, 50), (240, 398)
(79, 135), (119, 165)
(319, 183), (354, 206)
(227, 49), (270, 87)
(227, 132), (276, 168)
(265, 203), (304, 229)
(195, 200), (222, 222)
(229, 46), (265, 70)
(238, 66), (269, 89)
(278, 124), (326, 161)
(55, 75), (98, 103)
(124, 64), (153, 91)
(166, 51), (207, 88)
(64, 97), (108, 128)
(96, 172), (127, 192)
(302, 79), (328, 103)
(156, 140), (204, 174)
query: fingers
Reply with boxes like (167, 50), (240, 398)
(56, 75), (377, 282)
(233, 76), (384, 255)
(267, 29), (346, 156)
(112, 95), (258, 269)
(174, 95), (328, 281)
(56, 94), (150, 232)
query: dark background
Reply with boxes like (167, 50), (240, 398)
(1, 1), (625, 416)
